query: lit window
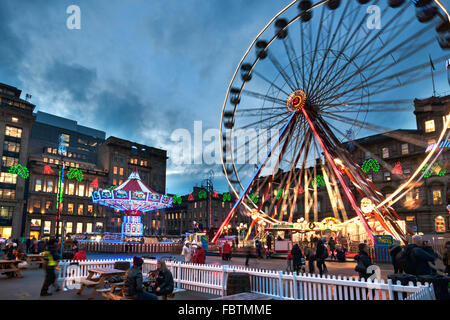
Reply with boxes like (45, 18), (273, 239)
(68, 203), (74, 214)
(47, 147), (52, 153)
(401, 144), (409, 155)
(54, 159), (59, 165)
(119, 180), (123, 185)
(0, 189), (15, 199)
(35, 180), (42, 192)
(222, 202), (224, 208)
(45, 201), (52, 211)
(49, 158), (54, 164)
(78, 184), (85, 197)
(87, 205), (93, 214)
(43, 157), (48, 163)
(113, 179), (117, 185)
(425, 120), (435, 133)
(2, 156), (18, 168)
(86, 223), (93, 233)
(113, 166), (118, 175)
(33, 200), (41, 210)
(68, 183), (75, 195)
(43, 221), (51, 234)
(443, 114), (450, 128)
(432, 190), (442, 206)
(406, 216), (415, 222)
(52, 149), (57, 154)
(66, 222), (73, 234)
(435, 216), (446, 232)
(119, 167), (124, 176)
(194, 202), (197, 208)
(76, 222), (83, 234)
(384, 172), (391, 181)
(5, 126), (22, 138)
(382, 147), (389, 159)
(78, 204), (84, 215)
(4, 141), (20, 153)
(11, 117), (19, 123)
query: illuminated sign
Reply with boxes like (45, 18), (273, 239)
(374, 235), (393, 247)
(272, 223), (294, 229)
(321, 217), (341, 225)
(361, 197), (375, 214)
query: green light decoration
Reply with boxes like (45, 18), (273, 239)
(8, 164), (29, 179)
(198, 190), (207, 199)
(422, 162), (446, 178)
(67, 168), (84, 182)
(274, 189), (287, 200)
(173, 194), (182, 205)
(223, 192), (231, 202)
(312, 175), (326, 187)
(108, 185), (117, 190)
(361, 158), (380, 173)
(248, 193), (259, 205)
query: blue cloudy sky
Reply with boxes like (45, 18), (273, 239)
(1, 0), (449, 195)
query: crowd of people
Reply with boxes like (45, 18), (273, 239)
(181, 241), (206, 264)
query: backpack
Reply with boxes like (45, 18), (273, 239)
(402, 245), (417, 275)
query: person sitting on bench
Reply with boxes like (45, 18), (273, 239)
(124, 256), (157, 300)
(150, 259), (174, 297)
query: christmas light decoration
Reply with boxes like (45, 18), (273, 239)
(361, 158), (380, 173)
(198, 190), (207, 199)
(8, 164), (29, 179)
(222, 192), (231, 202)
(67, 168), (84, 182)
(44, 165), (54, 175)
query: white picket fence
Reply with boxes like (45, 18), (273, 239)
(57, 258), (435, 300)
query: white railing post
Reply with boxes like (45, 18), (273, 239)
(278, 271), (283, 299)
(177, 261), (182, 289)
(221, 265), (228, 297)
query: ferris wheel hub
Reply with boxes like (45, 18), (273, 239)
(287, 89), (307, 113)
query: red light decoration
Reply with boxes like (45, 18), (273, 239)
(90, 178), (99, 189)
(392, 162), (403, 175)
(188, 193), (194, 201)
(212, 191), (219, 199)
(44, 165), (54, 175)
(298, 185), (305, 195)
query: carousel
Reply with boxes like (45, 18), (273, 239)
(92, 171), (173, 239)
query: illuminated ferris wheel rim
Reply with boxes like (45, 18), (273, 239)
(219, 0), (450, 215)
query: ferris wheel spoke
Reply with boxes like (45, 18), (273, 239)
(281, 37), (300, 88)
(321, 113), (426, 147)
(251, 70), (291, 96)
(267, 52), (297, 91)
(240, 89), (287, 106)
(312, 3), (411, 100)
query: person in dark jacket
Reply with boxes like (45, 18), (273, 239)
(152, 259), (174, 296)
(25, 238), (31, 254)
(304, 244), (315, 274)
(255, 239), (262, 259)
(40, 239), (60, 296)
(124, 256), (157, 300)
(328, 237), (336, 260)
(403, 235), (436, 276)
(443, 241), (450, 275)
(354, 243), (374, 280)
(291, 244), (303, 273)
(315, 240), (327, 276)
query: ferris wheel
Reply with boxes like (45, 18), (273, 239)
(212, 0), (450, 244)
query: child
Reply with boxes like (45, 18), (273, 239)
(286, 251), (293, 272)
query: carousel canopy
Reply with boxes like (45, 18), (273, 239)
(91, 171), (172, 213)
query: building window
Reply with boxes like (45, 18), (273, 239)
(35, 180), (42, 192)
(0, 189), (15, 199)
(435, 216), (446, 232)
(403, 169), (411, 177)
(54, 159), (59, 165)
(68, 183), (75, 195)
(11, 117), (19, 123)
(2, 156), (18, 168)
(425, 120), (435, 133)
(119, 180), (123, 185)
(443, 114), (450, 128)
(401, 143), (409, 155)
(119, 167), (124, 176)
(113, 166), (118, 175)
(222, 202), (224, 208)
(76, 222), (83, 234)
(3, 141), (20, 153)
(5, 126), (22, 138)
(43, 221), (51, 234)
(68, 203), (74, 215)
(78, 204), (84, 215)
(194, 202), (197, 209)
(432, 190), (442, 206)
(113, 179), (117, 185)
(382, 147), (389, 159)
(86, 223), (93, 233)
(66, 222), (73, 234)
(46, 181), (54, 193)
(78, 184), (85, 197)
(33, 200), (41, 211)
(384, 172), (391, 181)
(87, 205), (93, 215)
(0, 206), (14, 220)
(45, 201), (52, 211)
(88, 186), (94, 197)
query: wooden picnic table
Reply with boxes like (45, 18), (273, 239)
(0, 259), (23, 278)
(76, 268), (126, 300)
(26, 254), (46, 266)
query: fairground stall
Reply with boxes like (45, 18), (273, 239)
(92, 171), (173, 240)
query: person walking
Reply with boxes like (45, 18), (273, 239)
(328, 237), (336, 261)
(255, 239), (262, 259)
(124, 256), (157, 300)
(286, 251), (293, 273)
(193, 243), (205, 264)
(25, 237), (31, 254)
(40, 239), (60, 296)
(403, 235), (436, 276)
(315, 240), (328, 276)
(304, 244), (315, 274)
(181, 242), (192, 263)
(245, 246), (252, 267)
(223, 241), (231, 261)
(291, 243), (303, 274)
(354, 243), (374, 281)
